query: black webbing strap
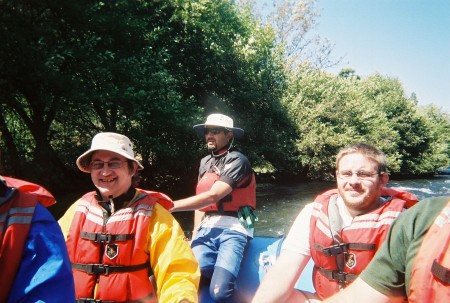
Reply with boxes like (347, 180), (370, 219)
(76, 293), (155, 303)
(80, 231), (134, 243)
(314, 242), (376, 256)
(72, 262), (148, 276)
(431, 259), (450, 284)
(318, 267), (358, 284)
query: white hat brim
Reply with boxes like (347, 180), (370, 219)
(76, 148), (144, 173)
(193, 124), (244, 139)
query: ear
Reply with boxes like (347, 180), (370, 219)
(380, 172), (389, 186)
(226, 131), (234, 141)
(129, 162), (139, 176)
(133, 163), (139, 175)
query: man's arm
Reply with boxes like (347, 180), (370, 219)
(322, 278), (404, 303)
(252, 250), (310, 303)
(171, 180), (232, 211)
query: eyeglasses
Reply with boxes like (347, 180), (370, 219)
(204, 127), (228, 135)
(337, 170), (383, 180)
(90, 160), (128, 170)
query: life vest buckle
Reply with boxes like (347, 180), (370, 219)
(97, 233), (112, 243)
(323, 243), (349, 256)
(331, 271), (350, 283)
(92, 264), (110, 276)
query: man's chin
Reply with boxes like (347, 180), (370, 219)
(343, 195), (365, 206)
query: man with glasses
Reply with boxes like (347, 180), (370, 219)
(58, 132), (200, 303)
(252, 143), (418, 303)
(171, 113), (257, 302)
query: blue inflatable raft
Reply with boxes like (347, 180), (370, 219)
(199, 236), (315, 302)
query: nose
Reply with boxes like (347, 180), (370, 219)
(348, 173), (361, 183)
(100, 164), (112, 175)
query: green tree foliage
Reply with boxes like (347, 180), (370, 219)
(284, 67), (398, 179)
(284, 67), (449, 179)
(0, 0), (448, 196)
(417, 105), (450, 169)
(359, 74), (439, 176)
(0, 0), (294, 192)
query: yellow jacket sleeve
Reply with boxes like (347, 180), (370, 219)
(58, 201), (78, 240)
(148, 203), (200, 303)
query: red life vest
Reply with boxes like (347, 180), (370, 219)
(197, 171), (256, 212)
(3, 176), (55, 207)
(66, 189), (171, 302)
(408, 199), (450, 302)
(0, 178), (53, 302)
(309, 188), (418, 299)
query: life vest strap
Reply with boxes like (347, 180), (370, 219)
(317, 267), (358, 284)
(80, 231), (134, 243)
(72, 262), (148, 276)
(431, 259), (450, 284)
(315, 242), (375, 257)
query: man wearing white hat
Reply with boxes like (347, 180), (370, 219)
(58, 132), (200, 303)
(171, 114), (257, 302)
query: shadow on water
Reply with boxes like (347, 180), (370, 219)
(254, 175), (450, 237)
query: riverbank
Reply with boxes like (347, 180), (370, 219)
(48, 174), (450, 236)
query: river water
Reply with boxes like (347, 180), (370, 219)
(253, 174), (450, 237)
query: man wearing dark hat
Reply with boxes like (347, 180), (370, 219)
(172, 113), (257, 302)
(58, 132), (200, 303)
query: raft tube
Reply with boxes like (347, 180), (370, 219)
(199, 236), (315, 302)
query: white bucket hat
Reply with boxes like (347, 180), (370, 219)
(76, 132), (144, 173)
(193, 114), (244, 139)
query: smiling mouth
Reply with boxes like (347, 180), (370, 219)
(100, 177), (117, 183)
(346, 188), (364, 195)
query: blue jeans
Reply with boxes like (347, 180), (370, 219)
(191, 227), (249, 302)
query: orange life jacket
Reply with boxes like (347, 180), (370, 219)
(0, 178), (53, 302)
(197, 171), (256, 212)
(408, 199), (450, 302)
(66, 189), (172, 302)
(309, 188), (418, 299)
(3, 176), (55, 207)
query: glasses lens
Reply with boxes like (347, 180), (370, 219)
(204, 128), (223, 135)
(90, 160), (125, 170)
(90, 161), (104, 170)
(108, 160), (124, 169)
(338, 171), (353, 179)
(338, 171), (378, 180)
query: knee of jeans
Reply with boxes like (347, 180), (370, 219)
(209, 267), (236, 302)
(209, 284), (235, 302)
